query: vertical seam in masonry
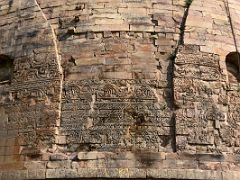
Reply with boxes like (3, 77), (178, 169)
(34, 0), (64, 151)
(171, 0), (194, 152)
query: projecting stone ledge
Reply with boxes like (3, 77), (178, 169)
(1, 152), (240, 179)
(44, 169), (238, 179)
(0, 168), (239, 179)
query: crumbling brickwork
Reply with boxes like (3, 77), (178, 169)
(0, 0), (240, 179)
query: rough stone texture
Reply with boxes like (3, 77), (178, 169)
(0, 0), (240, 179)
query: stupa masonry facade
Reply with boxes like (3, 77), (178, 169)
(0, 0), (240, 179)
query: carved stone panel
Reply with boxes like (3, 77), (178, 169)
(61, 79), (174, 152)
(174, 45), (234, 153)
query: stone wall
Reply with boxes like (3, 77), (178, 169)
(0, 0), (240, 179)
(0, 0), (62, 174)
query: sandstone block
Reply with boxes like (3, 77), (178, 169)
(128, 168), (146, 178)
(47, 161), (71, 169)
(78, 151), (106, 160)
(56, 136), (67, 145)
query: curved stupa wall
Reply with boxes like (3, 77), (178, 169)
(0, 0), (240, 179)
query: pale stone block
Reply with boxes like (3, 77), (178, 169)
(55, 136), (67, 144)
(78, 151), (106, 160)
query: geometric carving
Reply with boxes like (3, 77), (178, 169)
(61, 79), (174, 152)
(174, 45), (227, 153)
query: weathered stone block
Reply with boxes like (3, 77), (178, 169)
(128, 168), (146, 178)
(46, 169), (56, 179)
(78, 151), (106, 160)
(24, 161), (46, 170)
(47, 161), (71, 169)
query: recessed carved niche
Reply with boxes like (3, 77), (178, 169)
(0, 55), (13, 84)
(226, 52), (240, 83)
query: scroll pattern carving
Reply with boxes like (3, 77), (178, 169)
(61, 80), (174, 152)
(175, 45), (240, 154)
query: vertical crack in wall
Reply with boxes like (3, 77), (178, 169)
(34, 0), (63, 151)
(171, 0), (193, 59)
(178, 0), (193, 46)
(171, 0), (194, 152)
